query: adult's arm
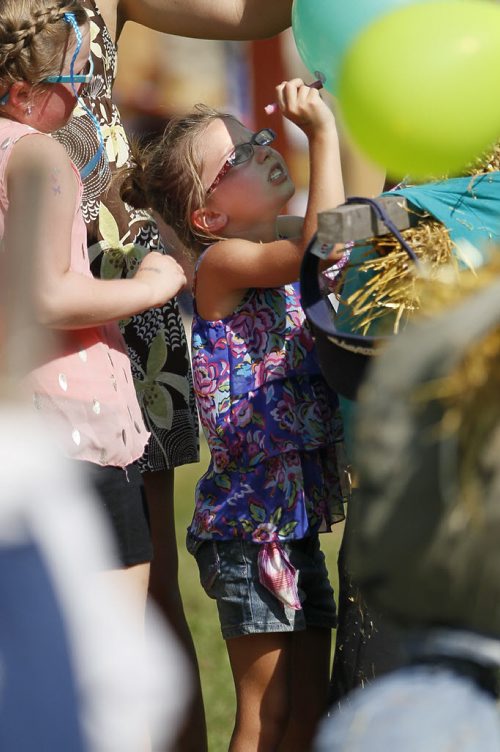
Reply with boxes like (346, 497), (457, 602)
(116, 0), (292, 40)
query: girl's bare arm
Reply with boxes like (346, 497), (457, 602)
(6, 137), (185, 330)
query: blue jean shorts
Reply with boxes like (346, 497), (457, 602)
(186, 533), (337, 640)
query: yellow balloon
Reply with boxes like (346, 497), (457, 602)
(338, 0), (500, 178)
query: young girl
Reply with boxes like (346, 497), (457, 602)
(121, 79), (347, 750)
(0, 0), (186, 614)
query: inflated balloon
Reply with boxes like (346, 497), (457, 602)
(338, 0), (500, 179)
(292, 0), (431, 94)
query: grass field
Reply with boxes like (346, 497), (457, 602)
(175, 441), (344, 752)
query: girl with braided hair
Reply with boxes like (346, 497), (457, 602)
(0, 0), (187, 628)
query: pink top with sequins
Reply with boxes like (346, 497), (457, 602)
(0, 120), (149, 467)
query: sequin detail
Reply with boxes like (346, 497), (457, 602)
(0, 119), (149, 467)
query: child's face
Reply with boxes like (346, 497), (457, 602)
(31, 22), (92, 133)
(201, 118), (295, 220)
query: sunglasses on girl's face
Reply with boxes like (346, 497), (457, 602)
(207, 127), (276, 195)
(43, 54), (94, 85)
(0, 55), (94, 106)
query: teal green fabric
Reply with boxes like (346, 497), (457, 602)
(336, 172), (500, 339)
(389, 171), (500, 255)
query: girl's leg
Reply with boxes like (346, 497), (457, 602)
(226, 632), (293, 752)
(279, 626), (332, 752)
(143, 468), (208, 752)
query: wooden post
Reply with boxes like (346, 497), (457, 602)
(249, 37), (292, 169)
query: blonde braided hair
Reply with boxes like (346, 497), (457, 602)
(0, 0), (87, 91)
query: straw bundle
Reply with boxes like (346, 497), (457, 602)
(343, 217), (455, 336)
(339, 143), (500, 337)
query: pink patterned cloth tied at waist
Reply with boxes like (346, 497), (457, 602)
(258, 541), (301, 610)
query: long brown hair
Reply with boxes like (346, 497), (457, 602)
(121, 104), (240, 251)
(0, 1), (88, 91)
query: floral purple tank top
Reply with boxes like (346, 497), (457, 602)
(189, 279), (346, 543)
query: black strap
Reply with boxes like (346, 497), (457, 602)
(414, 655), (500, 699)
(300, 196), (419, 347)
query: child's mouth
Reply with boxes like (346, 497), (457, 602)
(269, 164), (286, 183)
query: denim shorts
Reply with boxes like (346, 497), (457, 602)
(186, 533), (337, 640)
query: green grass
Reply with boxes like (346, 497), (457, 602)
(175, 441), (344, 752)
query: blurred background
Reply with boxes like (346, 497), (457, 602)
(114, 25), (343, 751)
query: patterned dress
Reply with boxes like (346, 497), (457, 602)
(189, 277), (347, 544)
(54, 0), (199, 472)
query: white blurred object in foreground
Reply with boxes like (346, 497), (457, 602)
(0, 407), (191, 752)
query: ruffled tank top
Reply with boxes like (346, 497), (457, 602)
(192, 282), (340, 471)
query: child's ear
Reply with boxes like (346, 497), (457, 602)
(8, 81), (32, 108)
(191, 208), (228, 234)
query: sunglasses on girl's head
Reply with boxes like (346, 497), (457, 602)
(207, 127), (276, 195)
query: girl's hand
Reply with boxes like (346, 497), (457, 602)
(274, 78), (335, 136)
(135, 252), (187, 307)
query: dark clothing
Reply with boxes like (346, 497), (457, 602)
(54, 0), (199, 473)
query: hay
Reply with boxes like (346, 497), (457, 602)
(339, 141), (500, 337)
(405, 254), (500, 521)
(414, 323), (500, 523)
(465, 142), (500, 176)
(342, 217), (456, 336)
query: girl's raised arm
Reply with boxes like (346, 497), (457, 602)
(199, 80), (344, 300)
(275, 78), (344, 244)
(6, 136), (186, 330)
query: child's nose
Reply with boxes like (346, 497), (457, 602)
(255, 144), (271, 164)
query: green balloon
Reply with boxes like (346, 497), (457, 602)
(338, 0), (500, 179)
(292, 0), (432, 94)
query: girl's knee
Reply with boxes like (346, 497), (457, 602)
(233, 702), (289, 751)
(260, 686), (290, 730)
(234, 678), (290, 745)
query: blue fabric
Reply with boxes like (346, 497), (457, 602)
(189, 280), (346, 542)
(315, 664), (500, 751)
(187, 533), (336, 639)
(0, 544), (86, 752)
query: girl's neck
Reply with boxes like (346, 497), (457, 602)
(0, 112), (32, 129)
(226, 217), (279, 243)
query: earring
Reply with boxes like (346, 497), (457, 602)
(25, 104), (32, 116)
